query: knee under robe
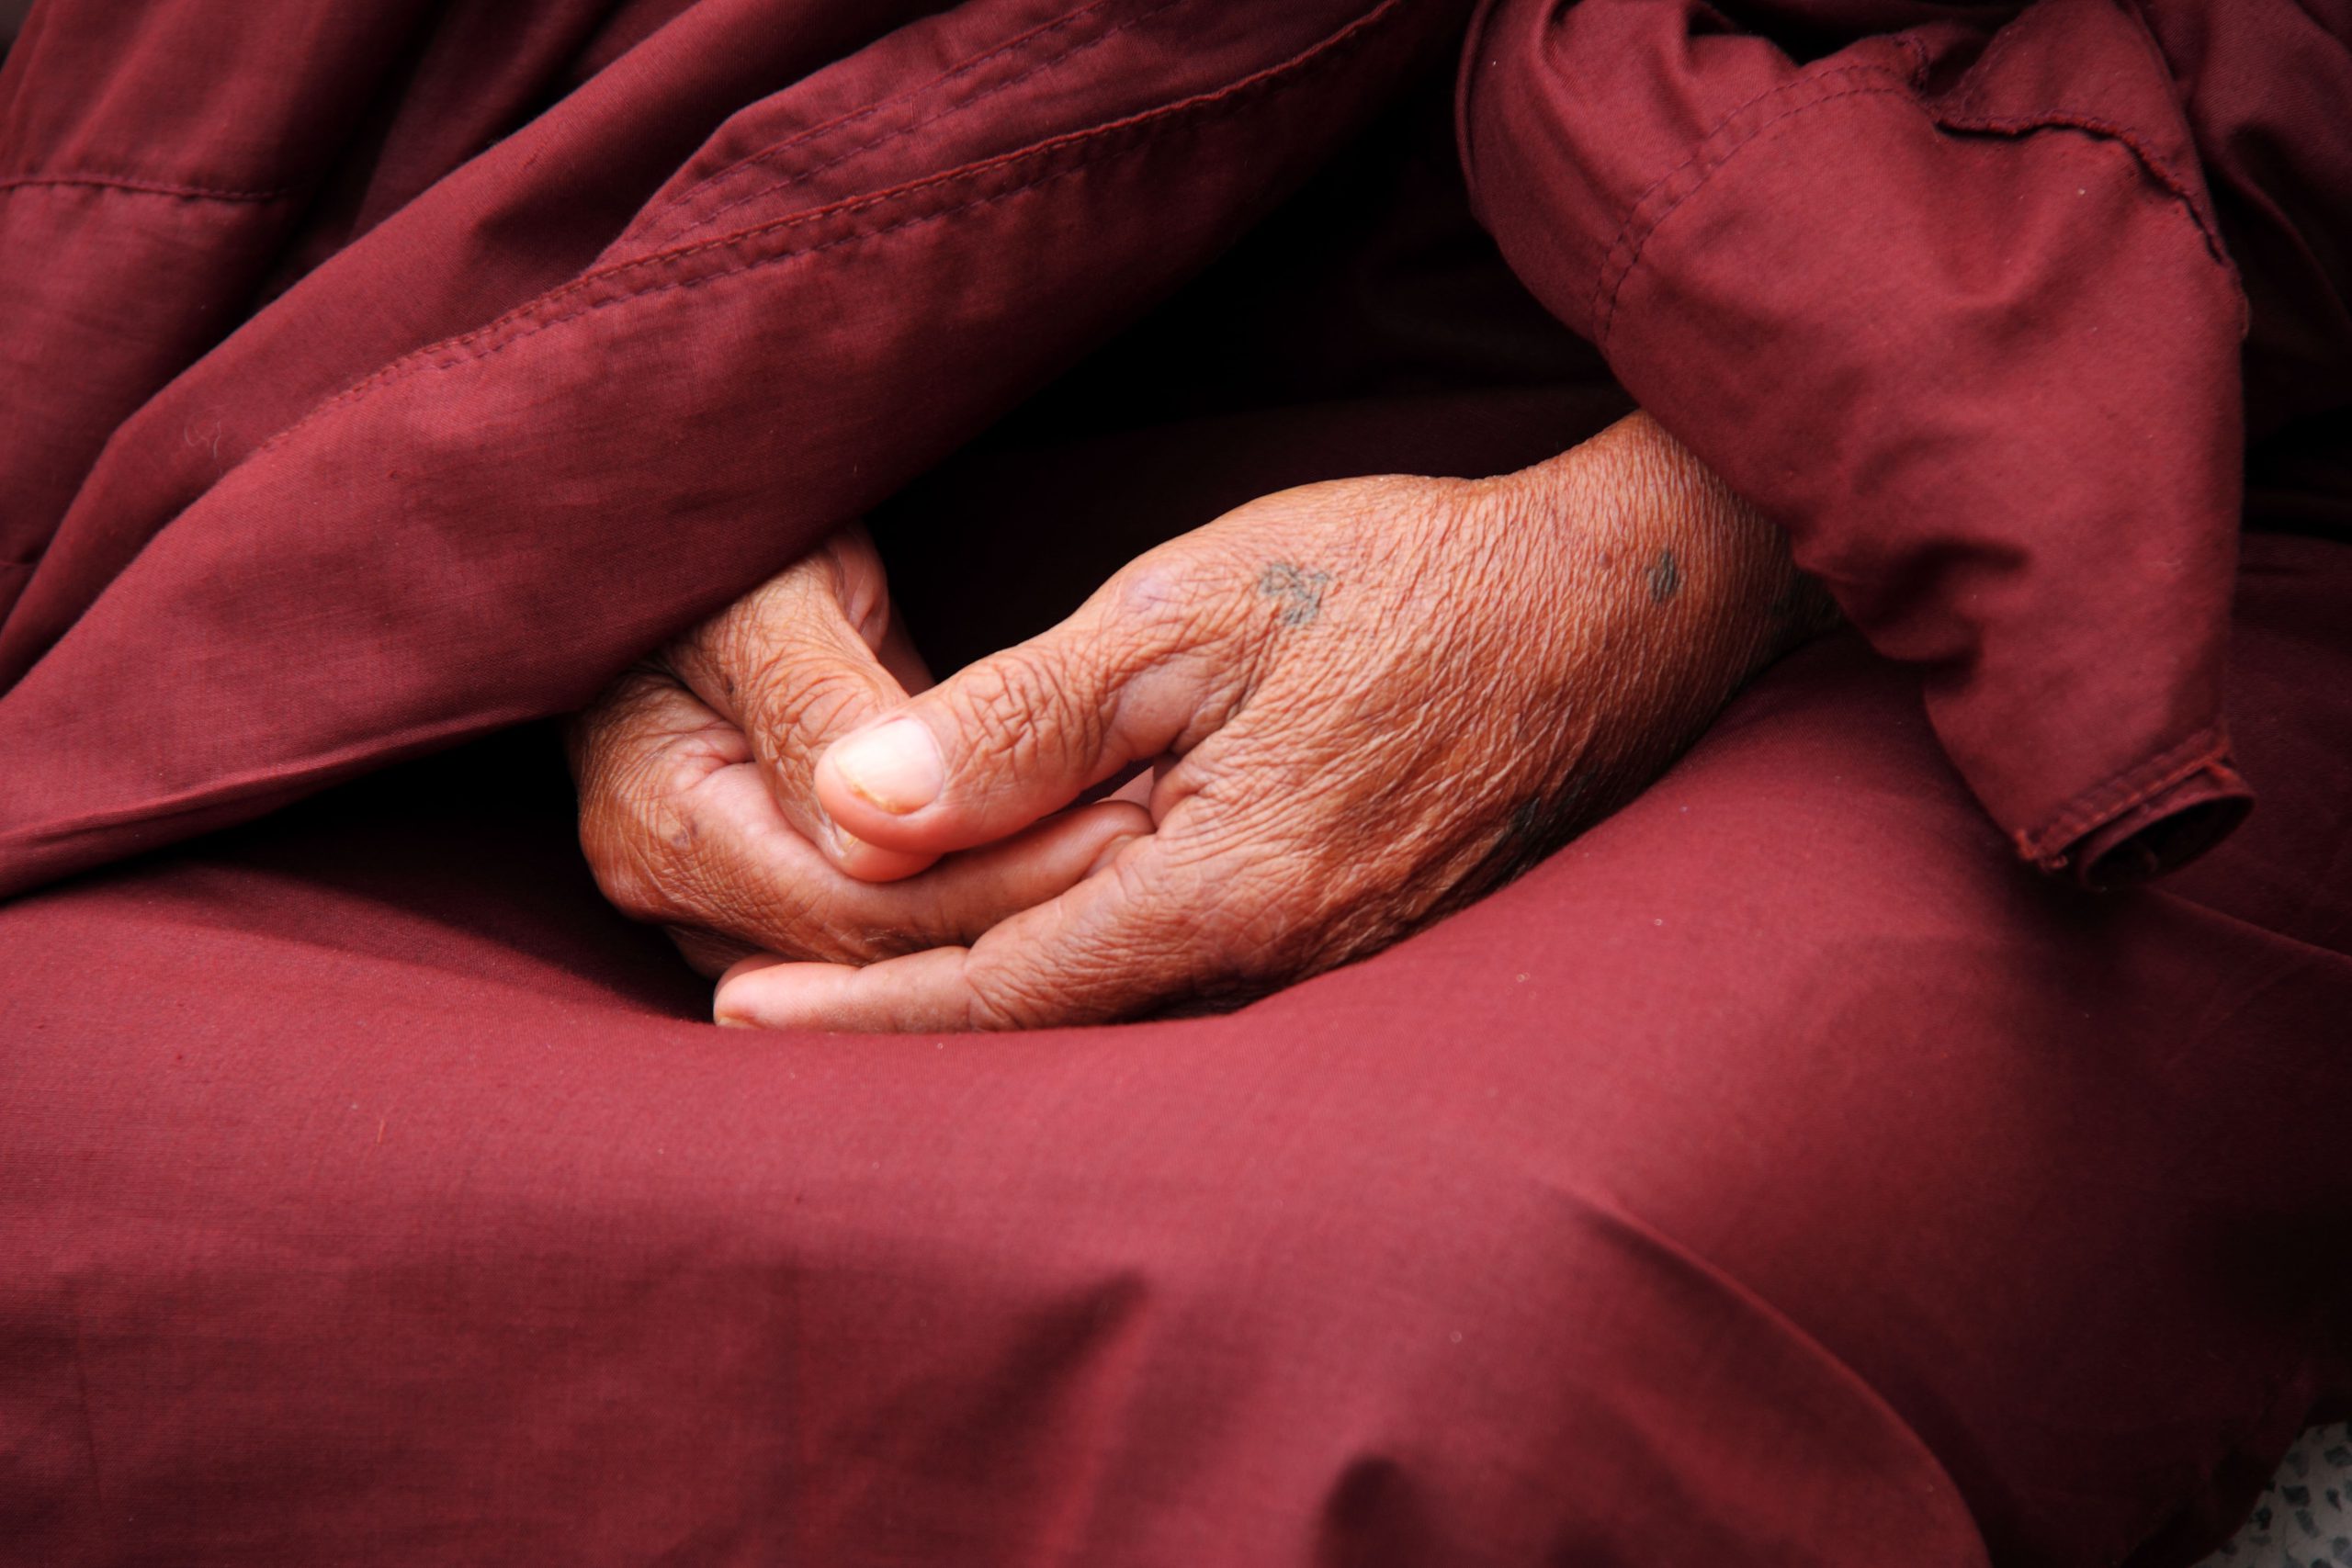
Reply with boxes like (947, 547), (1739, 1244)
(2, 2), (2347, 1562)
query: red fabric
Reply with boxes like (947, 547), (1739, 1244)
(3, 4), (2350, 1564)
(0, 0), (1471, 897)
(1458, 0), (2351, 885)
(2, 530), (2346, 1566)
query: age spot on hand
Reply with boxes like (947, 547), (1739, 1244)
(1259, 561), (1331, 627)
(1646, 548), (1681, 604)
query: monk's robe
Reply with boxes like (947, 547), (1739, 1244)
(1, 2), (2346, 1562)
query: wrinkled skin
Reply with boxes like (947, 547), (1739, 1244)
(565, 526), (1150, 979)
(569, 412), (1826, 1028)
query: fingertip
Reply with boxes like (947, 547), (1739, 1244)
(715, 955), (789, 1029)
(815, 729), (936, 852)
(714, 960), (871, 1032)
(715, 953), (792, 1028)
(713, 967), (780, 1030)
(821, 818), (939, 883)
(822, 715), (944, 817)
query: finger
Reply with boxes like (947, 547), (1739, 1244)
(630, 745), (1151, 964)
(718, 953), (790, 987)
(571, 666), (752, 926)
(576, 653), (1153, 963)
(713, 834), (1221, 1032)
(668, 528), (932, 881)
(569, 662), (751, 786)
(813, 555), (1258, 861)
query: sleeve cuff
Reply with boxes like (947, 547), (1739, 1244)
(2041, 754), (2252, 890)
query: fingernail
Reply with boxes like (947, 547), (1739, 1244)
(713, 979), (762, 1028)
(830, 716), (942, 814)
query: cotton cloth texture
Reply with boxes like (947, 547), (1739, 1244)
(0, 2), (2347, 1564)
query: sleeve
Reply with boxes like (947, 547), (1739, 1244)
(1457, 0), (2254, 887)
(0, 0), (1464, 901)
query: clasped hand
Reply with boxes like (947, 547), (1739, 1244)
(568, 414), (1815, 1030)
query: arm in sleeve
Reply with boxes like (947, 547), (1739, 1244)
(1458, 0), (2252, 886)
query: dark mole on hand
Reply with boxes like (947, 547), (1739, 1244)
(1646, 548), (1681, 604)
(1259, 561), (1331, 627)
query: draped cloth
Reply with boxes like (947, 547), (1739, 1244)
(2, 2), (2348, 1562)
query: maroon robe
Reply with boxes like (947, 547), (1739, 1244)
(1, 1), (2346, 1562)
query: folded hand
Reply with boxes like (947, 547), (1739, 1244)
(565, 525), (1148, 978)
(714, 414), (1819, 1030)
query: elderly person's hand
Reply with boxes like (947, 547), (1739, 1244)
(713, 413), (1828, 1030)
(565, 525), (1149, 978)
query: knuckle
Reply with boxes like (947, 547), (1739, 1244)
(577, 751), (707, 926)
(963, 960), (1060, 1032)
(709, 584), (797, 677)
(750, 663), (878, 767)
(1113, 553), (1226, 633)
(583, 827), (682, 925)
(1164, 835), (1338, 982)
(568, 668), (673, 769)
(671, 560), (838, 708)
(1111, 547), (1262, 661)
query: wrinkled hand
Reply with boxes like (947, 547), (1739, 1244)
(566, 525), (1148, 978)
(715, 413), (1822, 1031)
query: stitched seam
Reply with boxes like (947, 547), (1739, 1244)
(249, 0), (1400, 466)
(266, 177), (968, 451)
(22, 3), (1404, 855)
(656, 0), (1193, 251)
(2024, 726), (2233, 854)
(2013, 724), (2235, 861)
(0, 174), (293, 202)
(419, 156), (1108, 379)
(1585, 62), (1915, 340)
(1600, 81), (2241, 344)
(1947, 2), (2224, 265)
(1933, 106), (2231, 267)
(2114, 0), (2221, 211)
(646, 0), (1119, 233)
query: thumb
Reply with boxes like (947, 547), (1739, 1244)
(814, 581), (1243, 861)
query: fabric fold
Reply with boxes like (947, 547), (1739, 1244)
(1460, 0), (2254, 885)
(0, 0), (1468, 900)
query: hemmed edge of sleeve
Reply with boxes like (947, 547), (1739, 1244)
(2026, 746), (2253, 891)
